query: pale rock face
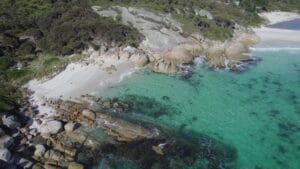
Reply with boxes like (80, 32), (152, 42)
(90, 6), (259, 73)
(129, 53), (149, 67)
(194, 9), (213, 20)
(0, 135), (14, 148)
(40, 120), (63, 135)
(81, 109), (96, 120)
(64, 122), (76, 133)
(34, 144), (46, 157)
(0, 148), (11, 162)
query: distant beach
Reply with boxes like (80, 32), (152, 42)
(254, 12), (300, 48)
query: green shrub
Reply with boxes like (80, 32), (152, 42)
(16, 41), (36, 56)
(43, 57), (60, 66)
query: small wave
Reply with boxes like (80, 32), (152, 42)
(193, 55), (206, 66)
(250, 47), (300, 52)
(118, 68), (139, 83)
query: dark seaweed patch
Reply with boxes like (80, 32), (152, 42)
(277, 145), (287, 154)
(277, 122), (300, 144)
(249, 111), (258, 117)
(262, 76), (270, 83)
(260, 90), (266, 94)
(94, 129), (237, 169)
(254, 165), (263, 169)
(259, 137), (266, 143)
(180, 123), (187, 129)
(191, 116), (198, 121)
(117, 95), (181, 118)
(268, 109), (280, 118)
(278, 122), (300, 133)
(272, 81), (282, 87)
(161, 96), (170, 101)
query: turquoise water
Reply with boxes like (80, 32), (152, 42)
(98, 49), (300, 169)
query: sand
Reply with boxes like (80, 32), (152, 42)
(259, 12), (300, 25)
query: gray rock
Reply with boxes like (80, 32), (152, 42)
(0, 128), (5, 136)
(34, 144), (46, 157)
(40, 120), (63, 135)
(2, 115), (21, 129)
(0, 135), (14, 148)
(16, 158), (33, 169)
(81, 109), (95, 120)
(0, 148), (11, 162)
(3, 164), (17, 169)
(64, 122), (76, 133)
(194, 9), (213, 20)
(29, 128), (38, 136)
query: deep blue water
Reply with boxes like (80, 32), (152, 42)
(269, 19), (300, 30)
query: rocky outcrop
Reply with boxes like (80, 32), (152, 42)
(92, 6), (259, 73)
(48, 99), (160, 142)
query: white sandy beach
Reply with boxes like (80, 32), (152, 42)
(26, 48), (138, 118)
(254, 12), (300, 48)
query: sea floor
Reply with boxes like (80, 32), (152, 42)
(96, 49), (300, 169)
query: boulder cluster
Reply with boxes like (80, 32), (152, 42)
(0, 93), (162, 169)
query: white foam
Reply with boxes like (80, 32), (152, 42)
(250, 47), (300, 52)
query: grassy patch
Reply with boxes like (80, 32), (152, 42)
(43, 57), (60, 66)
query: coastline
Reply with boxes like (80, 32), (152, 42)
(25, 11), (300, 123)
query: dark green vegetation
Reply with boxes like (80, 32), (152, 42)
(95, 0), (300, 40)
(0, 0), (142, 112)
(94, 0), (265, 40)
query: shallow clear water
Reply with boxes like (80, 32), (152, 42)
(98, 49), (300, 169)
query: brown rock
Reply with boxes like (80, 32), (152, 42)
(32, 163), (44, 169)
(68, 162), (84, 169)
(81, 109), (96, 120)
